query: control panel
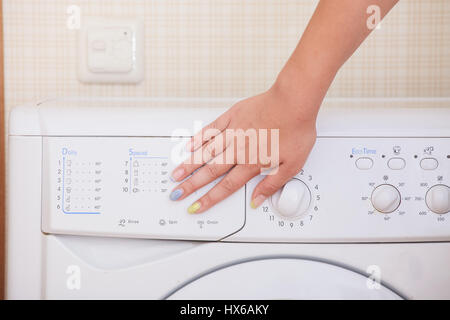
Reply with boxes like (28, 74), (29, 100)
(42, 136), (449, 242)
(229, 137), (449, 242)
(42, 137), (245, 241)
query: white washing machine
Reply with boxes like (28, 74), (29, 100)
(6, 97), (450, 299)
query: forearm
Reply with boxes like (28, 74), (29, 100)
(274, 0), (399, 116)
(171, 1), (401, 212)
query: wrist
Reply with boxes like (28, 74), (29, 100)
(270, 57), (336, 120)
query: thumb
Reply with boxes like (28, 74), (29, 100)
(250, 164), (296, 209)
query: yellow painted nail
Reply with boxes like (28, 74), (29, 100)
(187, 201), (201, 214)
(250, 195), (266, 209)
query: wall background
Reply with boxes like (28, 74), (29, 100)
(3, 0), (450, 121)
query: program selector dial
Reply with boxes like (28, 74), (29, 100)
(371, 184), (401, 214)
(426, 185), (450, 214)
(270, 179), (311, 219)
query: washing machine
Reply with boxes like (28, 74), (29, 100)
(6, 97), (450, 299)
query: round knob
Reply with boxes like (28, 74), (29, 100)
(426, 184), (450, 214)
(371, 184), (401, 213)
(270, 179), (311, 219)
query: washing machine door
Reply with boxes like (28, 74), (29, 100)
(167, 258), (403, 300)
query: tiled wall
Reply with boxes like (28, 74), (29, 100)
(3, 0), (450, 123)
(2, 1), (450, 224)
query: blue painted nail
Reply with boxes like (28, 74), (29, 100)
(169, 189), (183, 201)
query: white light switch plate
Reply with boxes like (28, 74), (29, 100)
(78, 17), (144, 84)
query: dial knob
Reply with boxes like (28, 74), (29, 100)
(270, 179), (311, 219)
(371, 184), (401, 213)
(426, 184), (450, 214)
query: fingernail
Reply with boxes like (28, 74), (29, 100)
(187, 201), (201, 214)
(171, 168), (184, 182)
(250, 195), (266, 209)
(169, 189), (183, 201)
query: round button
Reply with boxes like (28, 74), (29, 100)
(270, 179), (311, 219)
(371, 184), (401, 213)
(425, 184), (450, 214)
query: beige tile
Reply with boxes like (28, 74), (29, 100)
(3, 0), (450, 123)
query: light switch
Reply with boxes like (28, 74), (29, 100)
(78, 17), (144, 83)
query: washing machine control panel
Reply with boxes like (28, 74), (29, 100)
(230, 137), (449, 242)
(42, 137), (245, 241)
(42, 136), (449, 242)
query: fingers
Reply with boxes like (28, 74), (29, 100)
(169, 161), (235, 201)
(171, 131), (230, 182)
(186, 111), (231, 152)
(186, 165), (260, 214)
(250, 163), (296, 209)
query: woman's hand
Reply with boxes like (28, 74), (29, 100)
(169, 80), (319, 214)
(168, 0), (399, 214)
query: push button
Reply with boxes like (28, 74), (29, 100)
(388, 157), (406, 170)
(356, 157), (373, 170)
(420, 158), (438, 170)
